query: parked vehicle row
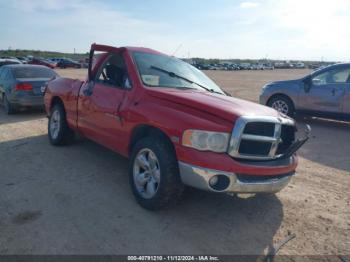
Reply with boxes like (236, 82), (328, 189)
(0, 56), (84, 69)
(193, 61), (311, 71)
(194, 63), (275, 71)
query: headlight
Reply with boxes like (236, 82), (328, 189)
(182, 130), (230, 153)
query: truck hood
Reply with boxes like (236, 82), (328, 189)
(147, 88), (281, 122)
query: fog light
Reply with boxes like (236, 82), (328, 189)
(209, 175), (219, 186)
(208, 175), (230, 191)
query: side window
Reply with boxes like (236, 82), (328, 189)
(333, 68), (350, 83)
(95, 53), (131, 89)
(312, 68), (350, 86)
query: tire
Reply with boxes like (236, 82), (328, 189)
(267, 95), (295, 117)
(3, 94), (16, 115)
(129, 136), (184, 210)
(48, 103), (75, 145)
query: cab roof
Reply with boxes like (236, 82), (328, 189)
(124, 46), (165, 55)
(91, 43), (167, 56)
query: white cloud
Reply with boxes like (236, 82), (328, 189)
(1, 0), (180, 54)
(270, 0), (350, 60)
(1, 0), (350, 61)
(239, 2), (260, 9)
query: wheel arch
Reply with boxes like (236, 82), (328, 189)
(128, 124), (176, 158)
(50, 96), (64, 111)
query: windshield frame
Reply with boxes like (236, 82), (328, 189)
(131, 51), (224, 94)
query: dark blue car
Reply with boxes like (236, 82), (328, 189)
(0, 64), (58, 114)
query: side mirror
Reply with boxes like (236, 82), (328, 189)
(83, 81), (94, 96)
(303, 76), (312, 93)
(88, 48), (94, 82)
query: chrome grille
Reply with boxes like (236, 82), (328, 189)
(228, 116), (295, 160)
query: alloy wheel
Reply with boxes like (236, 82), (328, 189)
(49, 110), (61, 139)
(133, 148), (161, 199)
(271, 100), (289, 115)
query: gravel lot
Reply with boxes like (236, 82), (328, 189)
(0, 69), (349, 255)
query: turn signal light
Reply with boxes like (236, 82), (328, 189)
(15, 83), (33, 91)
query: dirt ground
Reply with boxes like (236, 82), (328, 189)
(0, 69), (349, 256)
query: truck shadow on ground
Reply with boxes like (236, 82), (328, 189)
(295, 116), (350, 172)
(0, 107), (46, 125)
(0, 134), (283, 255)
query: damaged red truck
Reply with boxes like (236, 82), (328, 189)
(44, 44), (309, 210)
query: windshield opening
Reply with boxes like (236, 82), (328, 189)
(132, 51), (224, 94)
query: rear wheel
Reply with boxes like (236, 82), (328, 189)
(268, 95), (295, 117)
(48, 104), (75, 145)
(129, 136), (184, 210)
(3, 94), (16, 115)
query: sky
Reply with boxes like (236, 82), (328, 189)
(0, 0), (350, 61)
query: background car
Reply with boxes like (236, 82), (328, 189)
(240, 63), (251, 70)
(0, 58), (22, 68)
(0, 64), (58, 114)
(57, 58), (81, 68)
(16, 57), (29, 64)
(264, 63), (274, 70)
(28, 57), (56, 69)
(260, 63), (350, 118)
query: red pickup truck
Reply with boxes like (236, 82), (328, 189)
(44, 44), (309, 210)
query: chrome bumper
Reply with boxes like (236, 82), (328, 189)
(178, 161), (293, 193)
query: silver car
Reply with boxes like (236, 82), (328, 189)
(260, 63), (350, 118)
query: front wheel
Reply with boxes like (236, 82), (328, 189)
(48, 104), (75, 145)
(129, 136), (184, 210)
(267, 95), (295, 117)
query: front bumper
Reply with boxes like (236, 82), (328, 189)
(178, 161), (293, 193)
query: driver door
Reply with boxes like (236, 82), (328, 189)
(303, 67), (350, 113)
(78, 51), (131, 152)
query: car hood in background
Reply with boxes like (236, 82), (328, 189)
(266, 79), (303, 86)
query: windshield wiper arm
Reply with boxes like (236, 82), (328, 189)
(150, 65), (219, 94)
